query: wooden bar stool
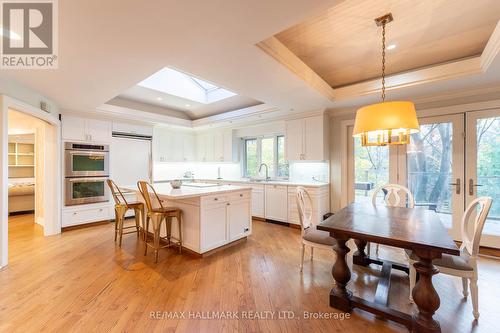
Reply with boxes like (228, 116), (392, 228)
(137, 181), (183, 263)
(107, 179), (145, 246)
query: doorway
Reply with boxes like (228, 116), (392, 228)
(0, 95), (61, 268)
(346, 108), (500, 249)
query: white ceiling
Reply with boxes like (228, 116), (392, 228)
(1, 0), (500, 120)
(119, 84), (262, 119)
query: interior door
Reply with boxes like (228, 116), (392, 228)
(403, 114), (465, 240)
(466, 109), (500, 248)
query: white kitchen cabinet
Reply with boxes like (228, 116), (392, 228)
(182, 134), (195, 161)
(287, 185), (329, 225)
(265, 184), (288, 222)
(112, 122), (153, 137)
(285, 118), (304, 161)
(214, 132), (225, 162)
(196, 133), (215, 162)
(199, 191), (251, 252)
(195, 130), (236, 162)
(87, 119), (112, 143)
(62, 115), (111, 143)
(62, 204), (110, 227)
(228, 197), (251, 241)
(251, 184), (265, 218)
(201, 201), (228, 251)
(285, 115), (328, 161)
(154, 128), (195, 162)
(61, 115), (86, 141)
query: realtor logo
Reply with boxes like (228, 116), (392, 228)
(1, 0), (58, 69)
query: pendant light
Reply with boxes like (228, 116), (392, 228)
(352, 13), (419, 146)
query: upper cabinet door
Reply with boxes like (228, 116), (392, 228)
(86, 119), (111, 143)
(285, 118), (304, 161)
(182, 133), (195, 162)
(61, 115), (87, 141)
(213, 132), (225, 162)
(304, 116), (325, 160)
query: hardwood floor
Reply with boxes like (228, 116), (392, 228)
(1, 214), (500, 333)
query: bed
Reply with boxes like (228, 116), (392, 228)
(8, 179), (35, 214)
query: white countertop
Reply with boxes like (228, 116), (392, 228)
(194, 178), (330, 187)
(122, 183), (252, 200)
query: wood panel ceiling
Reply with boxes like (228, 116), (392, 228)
(275, 0), (500, 88)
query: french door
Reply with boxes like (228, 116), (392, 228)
(465, 109), (500, 248)
(402, 114), (464, 241)
(347, 109), (500, 248)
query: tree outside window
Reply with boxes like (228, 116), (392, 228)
(243, 135), (288, 179)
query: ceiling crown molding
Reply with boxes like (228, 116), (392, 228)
(258, 20), (500, 103)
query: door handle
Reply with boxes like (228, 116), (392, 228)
(449, 178), (460, 195)
(469, 179), (483, 196)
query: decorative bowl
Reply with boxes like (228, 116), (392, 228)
(170, 180), (182, 189)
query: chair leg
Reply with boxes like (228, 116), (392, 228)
(134, 208), (141, 237)
(409, 260), (416, 303)
(376, 243), (380, 255)
(470, 277), (479, 319)
(144, 216), (150, 255)
(462, 277), (469, 298)
(177, 212), (182, 254)
(366, 242), (371, 256)
(300, 244), (305, 272)
(115, 206), (127, 247)
(310, 247), (314, 260)
(151, 215), (162, 263)
(166, 216), (172, 245)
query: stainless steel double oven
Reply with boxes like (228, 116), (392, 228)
(64, 142), (110, 206)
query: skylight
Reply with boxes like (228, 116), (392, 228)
(138, 67), (236, 104)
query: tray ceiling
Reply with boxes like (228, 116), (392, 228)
(275, 0), (500, 88)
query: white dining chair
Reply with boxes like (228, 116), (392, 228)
(296, 186), (336, 272)
(408, 196), (492, 320)
(369, 183), (415, 255)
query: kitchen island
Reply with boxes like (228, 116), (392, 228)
(123, 183), (252, 255)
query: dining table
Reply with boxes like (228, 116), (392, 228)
(317, 202), (460, 333)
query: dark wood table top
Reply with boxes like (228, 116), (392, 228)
(317, 202), (459, 256)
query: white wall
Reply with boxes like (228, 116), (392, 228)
(0, 77), (59, 116)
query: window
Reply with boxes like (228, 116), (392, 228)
(243, 135), (288, 179)
(138, 67), (236, 104)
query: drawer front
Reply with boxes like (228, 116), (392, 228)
(63, 206), (110, 227)
(229, 191), (251, 202)
(201, 194), (229, 207)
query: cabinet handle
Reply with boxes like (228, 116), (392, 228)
(227, 203), (230, 206)
(239, 194), (243, 197)
(73, 212), (77, 215)
(214, 198), (218, 201)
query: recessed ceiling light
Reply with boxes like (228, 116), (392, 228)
(386, 44), (396, 50)
(185, 104), (191, 107)
(156, 97), (163, 101)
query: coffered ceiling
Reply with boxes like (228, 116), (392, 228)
(274, 0), (500, 88)
(1, 0), (500, 123)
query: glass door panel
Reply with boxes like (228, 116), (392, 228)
(466, 110), (500, 248)
(353, 135), (389, 204)
(404, 115), (464, 240)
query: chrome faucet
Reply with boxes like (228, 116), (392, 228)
(258, 163), (270, 181)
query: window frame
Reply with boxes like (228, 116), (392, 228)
(242, 134), (288, 180)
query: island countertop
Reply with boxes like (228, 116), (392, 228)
(121, 182), (252, 200)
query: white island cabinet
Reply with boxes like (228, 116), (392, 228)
(125, 183), (252, 255)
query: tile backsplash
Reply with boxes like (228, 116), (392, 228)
(154, 161), (329, 183)
(289, 162), (329, 183)
(154, 162), (241, 181)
